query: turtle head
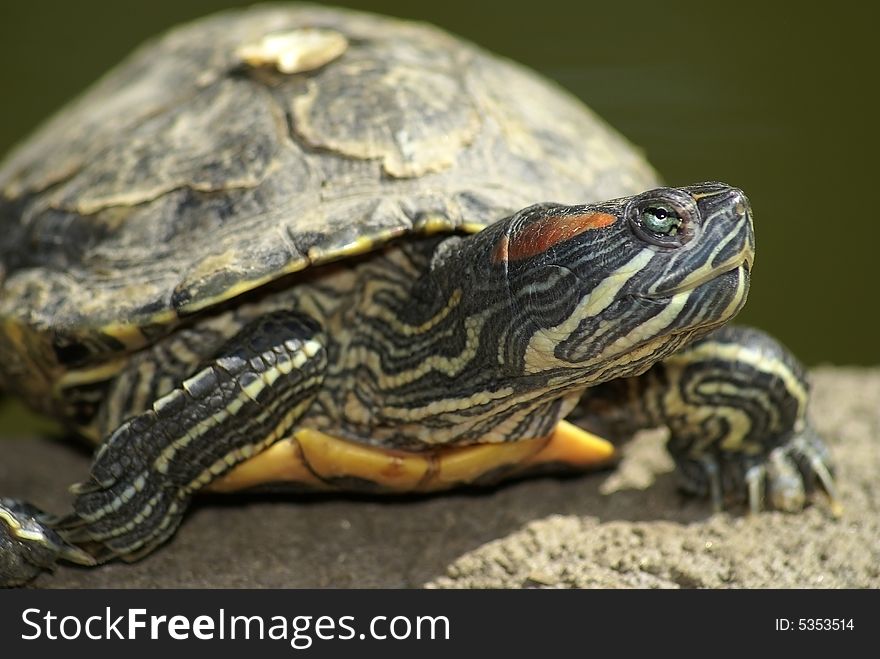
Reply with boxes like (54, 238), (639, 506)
(480, 182), (754, 383)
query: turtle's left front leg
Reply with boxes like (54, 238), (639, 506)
(1, 310), (326, 586)
(573, 325), (838, 513)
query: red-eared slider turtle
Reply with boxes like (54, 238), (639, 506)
(0, 5), (836, 586)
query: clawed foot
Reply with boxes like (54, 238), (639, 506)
(0, 499), (95, 587)
(675, 425), (840, 515)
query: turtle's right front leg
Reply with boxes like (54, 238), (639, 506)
(572, 325), (837, 513)
(0, 310), (326, 586)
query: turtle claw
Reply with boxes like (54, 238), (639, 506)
(675, 424), (838, 515)
(69, 478), (106, 496)
(0, 499), (95, 587)
(698, 454), (724, 513)
(744, 464), (764, 515)
(768, 429), (842, 517)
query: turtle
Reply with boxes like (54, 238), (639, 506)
(0, 4), (836, 587)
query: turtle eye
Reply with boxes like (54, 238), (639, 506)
(640, 205), (682, 237)
(627, 190), (697, 248)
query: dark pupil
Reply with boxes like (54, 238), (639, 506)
(648, 207), (674, 220)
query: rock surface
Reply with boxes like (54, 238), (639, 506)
(1, 367), (876, 588)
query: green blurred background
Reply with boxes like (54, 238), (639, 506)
(0, 1), (876, 379)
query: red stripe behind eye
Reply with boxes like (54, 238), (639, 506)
(493, 212), (617, 263)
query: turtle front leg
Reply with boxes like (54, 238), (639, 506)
(573, 325), (838, 513)
(0, 311), (326, 586)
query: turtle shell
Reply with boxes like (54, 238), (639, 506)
(0, 4), (658, 409)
